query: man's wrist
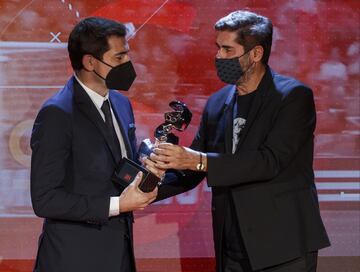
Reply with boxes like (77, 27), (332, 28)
(196, 152), (207, 171)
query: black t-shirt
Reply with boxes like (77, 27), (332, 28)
(224, 90), (256, 258)
(232, 91), (256, 154)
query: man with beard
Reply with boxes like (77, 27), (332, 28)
(146, 10), (330, 272)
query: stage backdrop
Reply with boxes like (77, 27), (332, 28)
(0, 0), (359, 271)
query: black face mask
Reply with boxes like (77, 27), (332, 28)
(215, 49), (253, 85)
(94, 58), (137, 91)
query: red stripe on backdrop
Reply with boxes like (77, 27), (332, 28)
(0, 258), (216, 272)
(1, 258), (360, 272)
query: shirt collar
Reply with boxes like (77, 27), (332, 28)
(74, 73), (109, 109)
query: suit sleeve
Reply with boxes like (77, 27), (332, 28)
(207, 86), (316, 187)
(30, 105), (110, 224)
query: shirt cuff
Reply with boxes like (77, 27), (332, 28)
(109, 196), (120, 217)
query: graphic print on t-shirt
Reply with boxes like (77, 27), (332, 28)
(232, 117), (246, 153)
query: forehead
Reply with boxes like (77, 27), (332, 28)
(106, 35), (128, 53)
(216, 30), (242, 47)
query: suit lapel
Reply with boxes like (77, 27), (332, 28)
(109, 91), (134, 160)
(222, 86), (237, 154)
(235, 67), (275, 152)
(73, 78), (121, 164)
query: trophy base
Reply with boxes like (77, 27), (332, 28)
(112, 157), (161, 192)
(138, 135), (179, 161)
(138, 139), (153, 158)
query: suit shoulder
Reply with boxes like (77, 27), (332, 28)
(36, 102), (71, 125)
(207, 85), (235, 106)
(42, 83), (74, 114)
(32, 93), (72, 142)
(272, 71), (312, 98)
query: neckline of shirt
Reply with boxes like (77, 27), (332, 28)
(74, 74), (109, 109)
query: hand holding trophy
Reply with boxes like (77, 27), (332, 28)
(138, 101), (192, 158)
(112, 101), (192, 192)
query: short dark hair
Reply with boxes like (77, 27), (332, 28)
(68, 17), (127, 70)
(215, 10), (273, 64)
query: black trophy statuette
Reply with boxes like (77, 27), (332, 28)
(112, 101), (192, 193)
(138, 101), (192, 158)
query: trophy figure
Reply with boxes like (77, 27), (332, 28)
(138, 100), (192, 160)
(112, 101), (192, 192)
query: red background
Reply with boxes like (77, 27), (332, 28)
(0, 0), (359, 271)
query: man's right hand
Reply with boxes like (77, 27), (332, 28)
(142, 156), (166, 178)
(119, 172), (158, 212)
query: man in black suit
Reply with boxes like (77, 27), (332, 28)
(30, 17), (157, 272)
(146, 10), (330, 272)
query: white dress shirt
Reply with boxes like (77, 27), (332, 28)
(74, 74), (125, 217)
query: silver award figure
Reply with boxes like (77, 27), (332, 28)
(112, 101), (192, 192)
(138, 100), (192, 160)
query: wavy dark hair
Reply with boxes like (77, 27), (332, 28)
(215, 10), (273, 64)
(68, 17), (127, 70)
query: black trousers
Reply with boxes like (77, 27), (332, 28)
(33, 216), (135, 272)
(118, 216), (136, 272)
(223, 251), (318, 272)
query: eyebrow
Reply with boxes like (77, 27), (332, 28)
(215, 43), (234, 49)
(115, 50), (129, 56)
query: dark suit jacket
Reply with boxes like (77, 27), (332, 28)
(158, 67), (330, 271)
(30, 77), (137, 272)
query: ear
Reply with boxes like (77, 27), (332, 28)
(82, 54), (95, 71)
(251, 45), (264, 63)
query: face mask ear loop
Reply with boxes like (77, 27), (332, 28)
(93, 56), (114, 69)
(93, 69), (106, 81)
(92, 56), (114, 82)
(234, 47), (256, 85)
(242, 58), (255, 74)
